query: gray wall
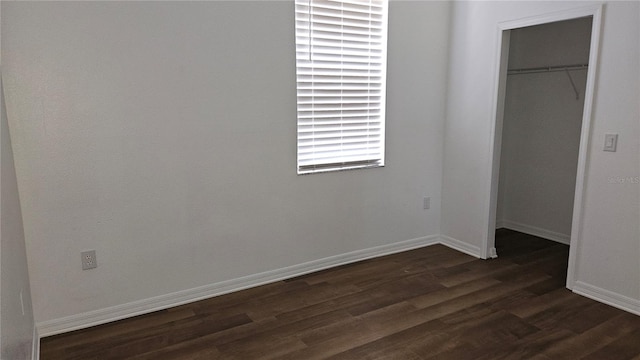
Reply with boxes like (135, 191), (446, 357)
(2, 1), (450, 326)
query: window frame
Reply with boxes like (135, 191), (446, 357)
(294, 0), (389, 175)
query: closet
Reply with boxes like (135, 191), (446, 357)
(496, 17), (593, 245)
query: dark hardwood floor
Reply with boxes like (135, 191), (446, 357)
(41, 229), (640, 359)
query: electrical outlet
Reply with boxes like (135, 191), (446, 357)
(81, 250), (97, 270)
(423, 196), (431, 210)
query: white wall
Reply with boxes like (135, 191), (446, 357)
(497, 18), (592, 241)
(2, 1), (450, 327)
(574, 2), (639, 306)
(442, 1), (639, 304)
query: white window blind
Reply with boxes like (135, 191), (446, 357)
(295, 0), (388, 174)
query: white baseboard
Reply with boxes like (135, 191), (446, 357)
(439, 235), (482, 258)
(37, 235), (440, 337)
(498, 220), (570, 245)
(573, 281), (640, 316)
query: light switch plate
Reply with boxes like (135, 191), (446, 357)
(604, 133), (618, 152)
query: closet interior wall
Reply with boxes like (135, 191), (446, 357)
(496, 17), (593, 244)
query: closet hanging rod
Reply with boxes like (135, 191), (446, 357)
(507, 64), (588, 75)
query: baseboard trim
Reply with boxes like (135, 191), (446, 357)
(573, 281), (640, 316)
(439, 235), (482, 258)
(32, 327), (40, 360)
(37, 235), (440, 337)
(498, 220), (570, 245)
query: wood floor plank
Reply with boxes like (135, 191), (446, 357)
(327, 339), (425, 360)
(215, 333), (308, 360)
(407, 275), (502, 308)
(242, 281), (361, 321)
(40, 230), (640, 360)
(580, 328), (640, 360)
(475, 328), (577, 360)
(523, 293), (600, 331)
(540, 312), (640, 359)
(40, 307), (196, 352)
(507, 287), (576, 318)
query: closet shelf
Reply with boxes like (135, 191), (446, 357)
(507, 63), (588, 75)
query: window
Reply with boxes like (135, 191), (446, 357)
(295, 0), (389, 174)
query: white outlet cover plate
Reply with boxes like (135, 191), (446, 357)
(81, 250), (97, 270)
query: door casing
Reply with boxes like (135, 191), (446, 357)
(483, 4), (603, 290)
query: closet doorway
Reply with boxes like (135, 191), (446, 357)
(485, 6), (603, 290)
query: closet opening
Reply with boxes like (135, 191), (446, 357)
(485, 6), (603, 290)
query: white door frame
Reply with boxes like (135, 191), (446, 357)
(483, 4), (603, 289)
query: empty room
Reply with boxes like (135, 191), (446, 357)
(1, 1), (639, 359)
